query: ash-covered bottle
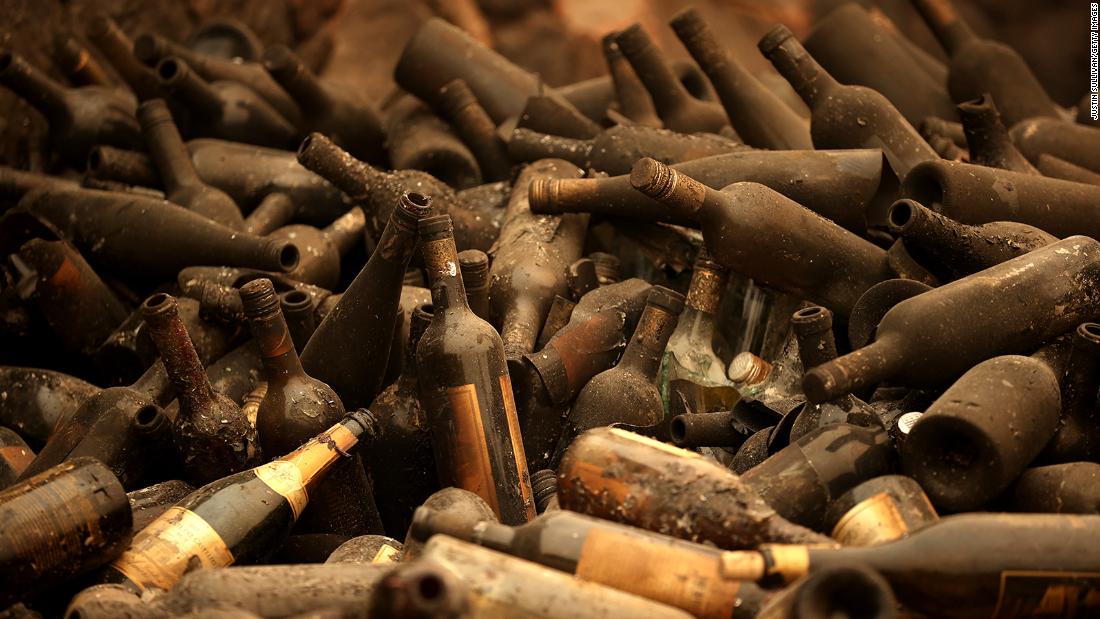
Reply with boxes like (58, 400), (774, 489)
(415, 214), (535, 525)
(240, 278), (383, 536)
(99, 410), (380, 593)
(824, 475), (939, 546)
(957, 94), (1038, 174)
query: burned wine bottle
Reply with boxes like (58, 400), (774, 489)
(613, 24), (729, 134)
(265, 206), (365, 289)
(912, 0), (1060, 127)
(557, 286), (684, 452)
(489, 159), (588, 362)
(262, 44), (385, 164)
(601, 32), (661, 127)
(0, 367), (100, 449)
(755, 564), (898, 619)
(803, 236), (1100, 403)
(630, 158), (892, 318)
(18, 187), (299, 281)
(558, 427), (832, 549)
(300, 193), (431, 410)
(416, 214), (535, 525)
(154, 56), (298, 149)
(458, 249), (491, 321)
(957, 94), (1038, 174)
(669, 8), (811, 150)
(100, 410), (380, 593)
(141, 293), (260, 484)
(0, 50), (141, 163)
(824, 475), (939, 546)
(85, 14), (160, 100)
(1007, 463), (1100, 515)
(1010, 117), (1100, 174)
(716, 513), (1100, 618)
(434, 79), (512, 182)
(137, 99), (246, 230)
(0, 458), (133, 608)
(886, 199), (1055, 281)
(758, 25), (937, 179)
(1044, 322), (1100, 462)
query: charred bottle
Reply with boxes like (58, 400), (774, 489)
(755, 564), (898, 619)
(300, 193), (431, 410)
(0, 367), (99, 449)
(824, 475), (939, 546)
(85, 14), (160, 100)
(803, 236), (1100, 403)
(141, 293), (260, 484)
(1043, 322), (1100, 462)
(411, 506), (767, 619)
(416, 214), (535, 525)
(154, 56), (297, 149)
(138, 99), (245, 230)
(912, 0), (1059, 127)
(240, 277), (383, 536)
(1006, 463), (1100, 515)
(1010, 117), (1100, 175)
(99, 410), (380, 593)
(558, 427), (832, 549)
(885, 199), (1054, 281)
(758, 25), (937, 179)
(0, 50), (141, 163)
(957, 94), (1038, 174)
(434, 79), (512, 182)
(557, 286), (684, 453)
(669, 8), (811, 150)
(630, 158), (892, 318)
(458, 249), (491, 321)
(490, 160), (589, 362)
(264, 206), (365, 289)
(262, 44), (385, 164)
(601, 32), (661, 127)
(18, 187), (299, 281)
(716, 513), (1100, 619)
(0, 458), (132, 608)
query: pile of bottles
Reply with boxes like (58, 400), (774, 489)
(1, 0), (1099, 616)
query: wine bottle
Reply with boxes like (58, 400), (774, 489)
(154, 56), (298, 149)
(718, 513), (1100, 618)
(912, 0), (1059, 127)
(613, 24), (729, 134)
(508, 125), (744, 177)
(670, 8), (811, 150)
(824, 475), (938, 546)
(434, 79), (512, 182)
(0, 165), (79, 199)
(366, 304), (439, 537)
(758, 25), (937, 179)
(886, 198), (1055, 281)
(383, 94), (481, 190)
(458, 249), (491, 321)
(902, 159), (1100, 240)
(402, 487), (499, 561)
(1007, 463), (1100, 515)
(557, 286), (685, 452)
(137, 99), (246, 230)
(558, 427), (833, 549)
(141, 293), (260, 484)
(0, 458), (132, 608)
(803, 236), (1100, 403)
(1010, 117), (1100, 175)
(240, 278), (383, 535)
(0, 367), (99, 449)
(134, 32), (301, 126)
(416, 214), (535, 524)
(296, 132), (499, 252)
(128, 479), (195, 531)
(957, 94), (1038, 174)
(411, 507), (767, 619)
(300, 193), (432, 410)
(1043, 322), (1100, 462)
(0, 50), (141, 163)
(528, 148), (888, 235)
(630, 158), (892, 318)
(19, 187), (299, 281)
(489, 159), (589, 363)
(660, 249), (737, 415)
(279, 290), (316, 352)
(85, 14), (160, 100)
(100, 409), (380, 593)
(262, 44), (385, 165)
(755, 564), (897, 619)
(601, 32), (661, 127)
(1038, 154), (1100, 187)
(264, 206), (365, 289)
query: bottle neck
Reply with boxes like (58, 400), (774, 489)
(297, 134), (386, 205)
(620, 303), (679, 380)
(278, 410), (378, 492)
(615, 26), (693, 115)
(323, 207), (366, 257)
(141, 104), (202, 192)
(161, 60), (223, 120)
(243, 192), (297, 236)
(763, 34), (839, 108)
(143, 304), (218, 414)
(423, 235), (472, 314)
(250, 305), (307, 384)
(473, 520), (519, 555)
(911, 0), (976, 56)
(507, 128), (592, 169)
(958, 98), (1015, 164)
(0, 54), (69, 119)
(267, 54), (331, 114)
(892, 200), (975, 257)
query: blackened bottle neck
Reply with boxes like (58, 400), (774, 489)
(473, 520), (519, 554)
(911, 0), (977, 56)
(323, 207), (366, 257)
(0, 54), (69, 120)
(265, 51), (331, 114)
(148, 314), (218, 413)
(252, 309), (306, 384)
(423, 235), (472, 314)
(620, 303), (678, 379)
(140, 103), (202, 192)
(376, 202), (423, 266)
(762, 34), (839, 108)
(685, 263), (726, 316)
(131, 360), (175, 406)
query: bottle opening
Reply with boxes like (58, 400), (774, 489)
(278, 243), (300, 271)
(281, 289), (311, 308)
(1079, 322), (1100, 342)
(794, 306), (825, 319)
(142, 292), (173, 313)
(888, 200), (915, 228)
(669, 416), (689, 443)
(415, 573), (444, 601)
(135, 405), (162, 428)
(86, 148), (104, 172)
(156, 58), (181, 82)
(757, 24), (795, 56)
(406, 192), (432, 208)
(297, 133), (316, 158)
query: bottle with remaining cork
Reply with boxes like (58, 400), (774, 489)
(415, 213), (535, 525)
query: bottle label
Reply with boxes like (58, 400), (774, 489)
(109, 506), (233, 591)
(371, 543), (402, 564)
(253, 460), (309, 519)
(576, 528), (740, 619)
(830, 491), (910, 546)
(993, 571), (1100, 618)
(500, 375), (536, 521)
(445, 383), (501, 516)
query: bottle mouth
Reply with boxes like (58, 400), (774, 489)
(239, 277), (281, 317)
(1078, 322), (1100, 345)
(141, 292), (178, 318)
(669, 8), (708, 42)
(279, 289), (313, 313)
(155, 57), (186, 85)
(613, 23), (651, 56)
(527, 178), (562, 214)
(887, 199), (919, 230)
(402, 192), (434, 216)
(629, 157), (677, 200)
(268, 240), (300, 272)
(646, 285), (686, 315)
(757, 24), (795, 56)
(437, 79), (476, 113)
(134, 404), (167, 433)
(791, 305), (832, 332)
